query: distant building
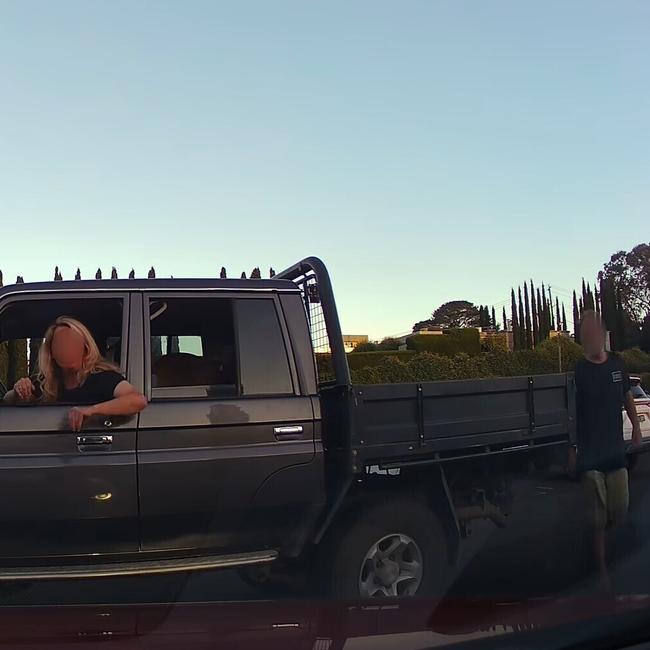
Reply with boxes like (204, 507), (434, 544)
(343, 334), (369, 353)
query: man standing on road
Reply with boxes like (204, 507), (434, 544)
(574, 310), (641, 591)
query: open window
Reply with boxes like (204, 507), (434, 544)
(0, 297), (126, 403)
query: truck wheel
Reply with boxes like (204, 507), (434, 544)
(324, 498), (449, 598)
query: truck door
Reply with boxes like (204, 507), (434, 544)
(137, 292), (321, 553)
(0, 292), (139, 557)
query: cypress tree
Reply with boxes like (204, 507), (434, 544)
(511, 289), (520, 350)
(517, 287), (526, 350)
(148, 267), (156, 279)
(530, 281), (539, 346)
(220, 267), (227, 279)
(75, 268), (81, 280)
(128, 269), (135, 279)
(541, 282), (551, 340)
(573, 291), (580, 342)
(241, 271), (247, 279)
(562, 303), (567, 332)
(524, 284), (532, 349)
(502, 306), (508, 332)
(595, 286), (601, 316)
(536, 288), (544, 340)
(95, 268), (102, 280)
(251, 267), (261, 279)
(111, 267), (118, 279)
(269, 267), (276, 278)
(491, 306), (496, 330)
(555, 297), (561, 332)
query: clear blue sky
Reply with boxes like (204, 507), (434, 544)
(1, 1), (648, 339)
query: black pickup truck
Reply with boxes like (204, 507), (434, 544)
(0, 257), (576, 597)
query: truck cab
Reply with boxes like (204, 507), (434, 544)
(0, 275), (325, 573)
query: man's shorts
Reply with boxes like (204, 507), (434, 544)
(582, 468), (629, 530)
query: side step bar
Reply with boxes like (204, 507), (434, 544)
(0, 550), (278, 581)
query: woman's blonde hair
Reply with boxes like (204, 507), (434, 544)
(37, 316), (119, 401)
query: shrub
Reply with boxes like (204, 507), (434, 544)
(620, 348), (650, 373)
(406, 328), (481, 357)
(352, 341), (378, 352)
(481, 334), (509, 353)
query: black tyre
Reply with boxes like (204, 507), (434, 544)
(322, 497), (449, 598)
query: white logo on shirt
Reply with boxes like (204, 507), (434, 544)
(612, 371), (622, 383)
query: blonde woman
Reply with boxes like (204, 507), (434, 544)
(4, 316), (147, 431)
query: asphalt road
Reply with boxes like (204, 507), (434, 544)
(3, 453), (650, 606)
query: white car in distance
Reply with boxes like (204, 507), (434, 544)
(623, 376), (650, 443)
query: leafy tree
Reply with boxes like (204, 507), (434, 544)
(430, 300), (480, 329)
(601, 243), (650, 324)
(251, 267), (261, 279)
(377, 337), (400, 350)
(412, 319), (435, 332)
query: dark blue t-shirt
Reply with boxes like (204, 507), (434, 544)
(575, 354), (630, 473)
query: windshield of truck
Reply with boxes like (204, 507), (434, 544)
(1, 2), (650, 649)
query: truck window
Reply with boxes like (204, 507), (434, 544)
(0, 297), (125, 401)
(149, 298), (237, 397)
(234, 299), (294, 396)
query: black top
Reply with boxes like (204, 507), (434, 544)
(575, 354), (630, 473)
(57, 370), (125, 405)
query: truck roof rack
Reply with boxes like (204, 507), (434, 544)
(276, 256), (350, 386)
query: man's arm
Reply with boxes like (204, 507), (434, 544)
(625, 390), (642, 447)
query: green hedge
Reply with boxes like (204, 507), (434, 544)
(350, 337), (584, 384)
(406, 328), (481, 357)
(347, 350), (415, 370)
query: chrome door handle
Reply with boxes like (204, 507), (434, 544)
(273, 425), (304, 441)
(77, 435), (113, 446)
